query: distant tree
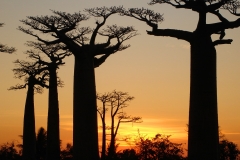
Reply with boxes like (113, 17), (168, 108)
(97, 90), (142, 159)
(123, 1), (240, 159)
(60, 143), (73, 160)
(0, 142), (21, 160)
(219, 139), (240, 160)
(36, 127), (47, 160)
(116, 149), (138, 160)
(9, 60), (48, 159)
(0, 23), (16, 54)
(19, 8), (137, 160)
(134, 132), (186, 160)
(25, 41), (69, 160)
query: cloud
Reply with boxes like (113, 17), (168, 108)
(60, 115), (73, 119)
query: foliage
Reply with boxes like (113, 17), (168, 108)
(0, 142), (21, 160)
(134, 133), (186, 160)
(9, 59), (49, 93)
(0, 23), (16, 54)
(36, 127), (47, 160)
(60, 143), (73, 160)
(116, 149), (139, 160)
(219, 139), (240, 160)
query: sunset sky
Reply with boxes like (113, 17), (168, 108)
(1, 0), (240, 151)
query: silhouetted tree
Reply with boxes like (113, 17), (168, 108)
(26, 41), (69, 160)
(36, 127), (47, 160)
(134, 132), (185, 160)
(0, 142), (21, 160)
(116, 149), (139, 160)
(97, 90), (142, 159)
(123, 1), (240, 159)
(219, 139), (240, 160)
(0, 23), (16, 54)
(19, 8), (137, 160)
(60, 143), (73, 160)
(9, 60), (48, 160)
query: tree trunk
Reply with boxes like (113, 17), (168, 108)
(108, 116), (116, 158)
(101, 117), (106, 160)
(22, 82), (36, 160)
(46, 69), (60, 160)
(73, 54), (99, 160)
(188, 32), (219, 160)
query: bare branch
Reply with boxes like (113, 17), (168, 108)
(85, 6), (124, 45)
(66, 27), (92, 45)
(207, 18), (240, 34)
(147, 29), (192, 42)
(94, 25), (138, 56)
(209, 10), (229, 23)
(213, 39), (233, 46)
(8, 84), (27, 90)
(94, 54), (110, 68)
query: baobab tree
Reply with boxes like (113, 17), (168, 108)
(19, 7), (137, 160)
(25, 41), (69, 160)
(97, 90), (142, 159)
(0, 23), (16, 54)
(9, 60), (48, 160)
(123, 1), (240, 159)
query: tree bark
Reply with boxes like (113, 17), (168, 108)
(73, 54), (99, 160)
(46, 68), (60, 160)
(108, 113), (116, 158)
(188, 31), (219, 160)
(22, 82), (36, 160)
(101, 112), (106, 160)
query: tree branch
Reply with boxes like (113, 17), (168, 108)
(147, 29), (192, 42)
(213, 39), (233, 46)
(207, 18), (240, 34)
(123, 8), (163, 30)
(85, 6), (124, 45)
(0, 44), (16, 54)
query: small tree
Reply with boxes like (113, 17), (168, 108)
(36, 127), (47, 160)
(116, 149), (139, 160)
(97, 90), (142, 159)
(60, 143), (73, 160)
(9, 60), (48, 159)
(0, 23), (16, 53)
(135, 132), (185, 160)
(219, 138), (240, 160)
(0, 142), (21, 160)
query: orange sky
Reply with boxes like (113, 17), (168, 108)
(1, 0), (240, 152)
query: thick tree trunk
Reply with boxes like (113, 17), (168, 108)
(188, 33), (219, 160)
(22, 83), (36, 160)
(73, 54), (99, 160)
(46, 69), (60, 160)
